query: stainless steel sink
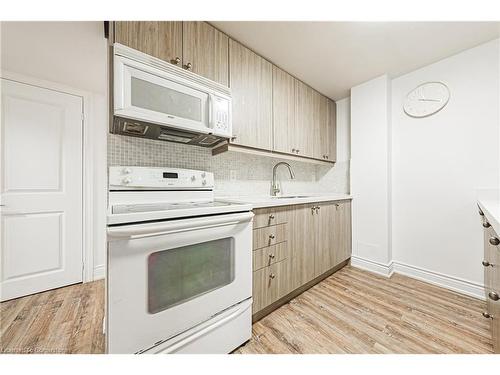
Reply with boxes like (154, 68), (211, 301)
(272, 195), (311, 199)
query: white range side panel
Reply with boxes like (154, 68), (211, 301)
(350, 75), (392, 267)
(391, 39), (500, 287)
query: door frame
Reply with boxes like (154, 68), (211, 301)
(0, 69), (107, 283)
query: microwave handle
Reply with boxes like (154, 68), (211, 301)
(208, 93), (214, 129)
(108, 211), (253, 239)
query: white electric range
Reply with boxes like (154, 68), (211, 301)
(106, 166), (253, 354)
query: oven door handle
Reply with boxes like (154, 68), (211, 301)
(107, 211), (254, 239)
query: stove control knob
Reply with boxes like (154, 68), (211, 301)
(122, 167), (132, 174)
(201, 172), (206, 178)
(191, 175), (196, 182)
(202, 180), (207, 186)
(122, 177), (132, 185)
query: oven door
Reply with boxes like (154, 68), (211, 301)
(106, 211), (253, 354)
(114, 55), (210, 134)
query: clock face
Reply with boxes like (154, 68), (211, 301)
(403, 82), (450, 118)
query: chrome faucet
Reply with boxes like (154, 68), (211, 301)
(271, 162), (295, 196)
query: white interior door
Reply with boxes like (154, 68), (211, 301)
(0, 79), (84, 301)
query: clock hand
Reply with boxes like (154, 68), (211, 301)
(418, 98), (441, 102)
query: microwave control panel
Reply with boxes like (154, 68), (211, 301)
(210, 95), (231, 136)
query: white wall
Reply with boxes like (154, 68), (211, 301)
(391, 39), (500, 291)
(1, 22), (108, 280)
(350, 75), (392, 269)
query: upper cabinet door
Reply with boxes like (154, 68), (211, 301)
(318, 96), (336, 161)
(229, 39), (273, 150)
(114, 21), (183, 65)
(294, 80), (316, 158)
(272, 66), (296, 154)
(326, 99), (337, 162)
(182, 22), (229, 86)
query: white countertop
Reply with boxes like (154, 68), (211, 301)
(477, 192), (500, 235)
(218, 193), (352, 209)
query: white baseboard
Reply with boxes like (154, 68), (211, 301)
(392, 261), (485, 300)
(351, 256), (485, 300)
(350, 255), (394, 277)
(93, 265), (105, 281)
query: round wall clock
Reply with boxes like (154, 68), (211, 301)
(403, 81), (450, 118)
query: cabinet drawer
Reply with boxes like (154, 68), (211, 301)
(253, 223), (288, 250)
(253, 242), (289, 271)
(252, 259), (291, 314)
(253, 207), (287, 229)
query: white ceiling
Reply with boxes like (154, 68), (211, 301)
(211, 22), (500, 100)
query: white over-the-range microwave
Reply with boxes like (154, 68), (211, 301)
(112, 43), (232, 147)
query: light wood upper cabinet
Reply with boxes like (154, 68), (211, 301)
(114, 21), (183, 65)
(272, 66), (296, 154)
(294, 80), (316, 158)
(229, 39), (273, 150)
(182, 22), (229, 86)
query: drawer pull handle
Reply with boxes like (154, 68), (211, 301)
(482, 311), (493, 319)
(269, 234), (275, 239)
(269, 254), (275, 259)
(488, 291), (499, 301)
(482, 260), (491, 267)
(269, 214), (275, 220)
(483, 221), (491, 228)
(478, 205), (484, 216)
(489, 237), (500, 246)
(269, 273), (276, 279)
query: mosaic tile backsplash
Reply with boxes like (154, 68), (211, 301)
(108, 134), (349, 196)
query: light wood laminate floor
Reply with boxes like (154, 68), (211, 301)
(1, 280), (105, 354)
(235, 266), (493, 354)
(0, 266), (492, 354)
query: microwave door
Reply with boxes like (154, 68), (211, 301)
(115, 62), (209, 134)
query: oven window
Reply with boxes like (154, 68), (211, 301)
(131, 77), (202, 122)
(147, 238), (235, 314)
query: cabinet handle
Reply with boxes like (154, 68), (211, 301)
(269, 234), (275, 239)
(184, 62), (193, 70)
(269, 273), (276, 279)
(296, 149), (300, 154)
(488, 291), (499, 301)
(482, 260), (491, 267)
(489, 237), (500, 246)
(478, 205), (484, 216)
(230, 135), (237, 141)
(482, 311), (493, 319)
(269, 214), (275, 220)
(325, 155), (329, 159)
(483, 221), (491, 228)
(292, 148), (296, 153)
(269, 253), (275, 259)
(171, 57), (181, 65)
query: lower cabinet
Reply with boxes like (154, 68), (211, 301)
(252, 200), (352, 319)
(481, 214), (500, 353)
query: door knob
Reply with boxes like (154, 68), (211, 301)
(488, 291), (499, 301)
(482, 311), (493, 319)
(489, 237), (500, 246)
